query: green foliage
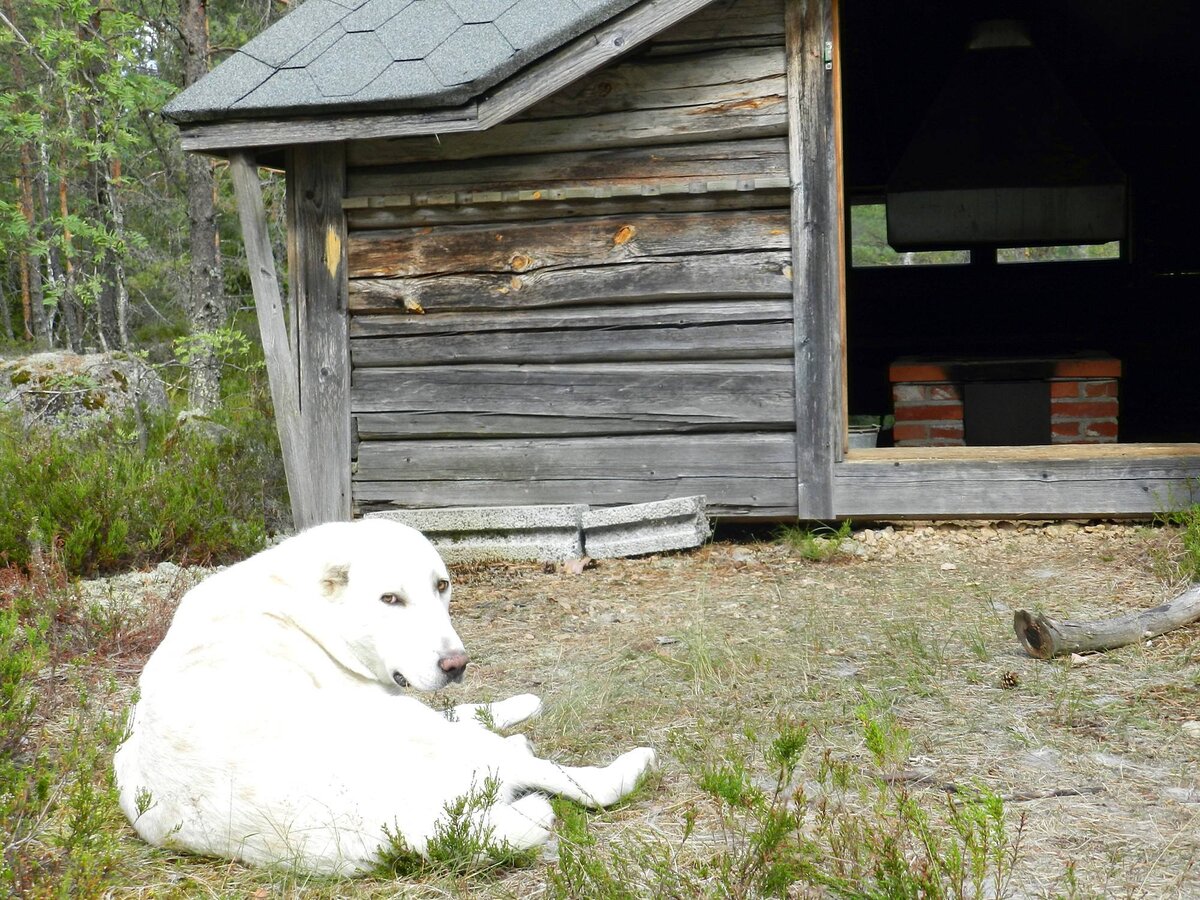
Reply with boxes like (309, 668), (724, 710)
(1155, 497), (1200, 582)
(0, 403), (274, 575)
(548, 719), (1025, 900)
(376, 775), (536, 879)
(776, 519), (853, 562)
(0, 583), (129, 896)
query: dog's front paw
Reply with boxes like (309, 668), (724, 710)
(601, 747), (657, 804)
(490, 693), (543, 729)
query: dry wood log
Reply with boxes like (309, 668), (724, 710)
(1014, 583), (1200, 659)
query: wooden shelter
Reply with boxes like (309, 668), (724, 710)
(165, 0), (1200, 528)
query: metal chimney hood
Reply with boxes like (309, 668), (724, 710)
(886, 20), (1127, 251)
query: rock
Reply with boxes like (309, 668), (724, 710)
(175, 408), (233, 442)
(1, 351), (168, 430)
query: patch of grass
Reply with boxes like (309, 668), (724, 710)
(548, 720), (1026, 899)
(1155, 499), (1200, 582)
(1, 573), (130, 896)
(776, 520), (852, 561)
(376, 775), (537, 879)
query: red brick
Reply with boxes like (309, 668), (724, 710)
(930, 425), (965, 442)
(1050, 381), (1083, 399)
(1052, 421), (1082, 439)
(889, 363), (950, 382)
(893, 423), (930, 443)
(1053, 358), (1121, 378)
(894, 403), (963, 422)
(1052, 400), (1118, 419)
(929, 384), (962, 401)
(1084, 421), (1119, 439)
(1082, 380), (1118, 398)
(892, 384), (927, 402)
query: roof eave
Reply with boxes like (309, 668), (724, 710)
(176, 0), (718, 155)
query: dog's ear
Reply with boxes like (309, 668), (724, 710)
(320, 563), (350, 599)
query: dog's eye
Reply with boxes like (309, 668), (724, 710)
(436, 579), (450, 594)
(379, 592), (405, 606)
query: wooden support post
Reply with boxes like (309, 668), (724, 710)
(786, 0), (843, 519)
(228, 151), (311, 530)
(287, 143), (352, 526)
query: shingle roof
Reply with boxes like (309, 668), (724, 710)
(163, 0), (642, 123)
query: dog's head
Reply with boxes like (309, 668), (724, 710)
(287, 519), (468, 692)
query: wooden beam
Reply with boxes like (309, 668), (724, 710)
(287, 143), (352, 526)
(786, 0), (841, 519)
(832, 452), (1200, 518)
(227, 151), (309, 530)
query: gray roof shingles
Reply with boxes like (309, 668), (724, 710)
(164, 0), (642, 123)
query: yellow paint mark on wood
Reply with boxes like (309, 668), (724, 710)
(613, 224), (636, 245)
(324, 226), (342, 279)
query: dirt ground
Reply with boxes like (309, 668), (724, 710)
(91, 520), (1200, 898)
(439, 521), (1200, 897)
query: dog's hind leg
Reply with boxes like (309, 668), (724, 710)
(470, 793), (555, 851)
(450, 694), (542, 730)
(510, 747), (657, 808)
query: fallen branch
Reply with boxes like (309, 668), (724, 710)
(1014, 583), (1200, 659)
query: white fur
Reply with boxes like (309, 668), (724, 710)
(114, 519), (655, 875)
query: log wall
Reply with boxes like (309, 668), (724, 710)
(344, 0), (798, 517)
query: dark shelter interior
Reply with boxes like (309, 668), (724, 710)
(839, 0), (1200, 444)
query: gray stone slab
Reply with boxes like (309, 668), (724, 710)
(366, 505), (585, 562)
(582, 496), (710, 559)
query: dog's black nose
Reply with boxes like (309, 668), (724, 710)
(438, 652), (469, 682)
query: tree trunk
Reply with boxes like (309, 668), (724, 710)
(8, 4), (49, 347)
(56, 176), (84, 352)
(1014, 583), (1200, 659)
(98, 158), (131, 349)
(180, 0), (225, 411)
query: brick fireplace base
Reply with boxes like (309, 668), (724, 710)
(889, 355), (1121, 447)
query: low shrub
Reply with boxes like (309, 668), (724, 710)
(0, 405), (277, 576)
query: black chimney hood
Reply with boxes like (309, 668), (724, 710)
(886, 20), (1127, 251)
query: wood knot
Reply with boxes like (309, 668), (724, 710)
(509, 254), (533, 272)
(613, 224), (636, 246)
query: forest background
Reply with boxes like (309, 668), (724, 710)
(0, 0), (291, 409)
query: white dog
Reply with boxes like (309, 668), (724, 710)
(114, 519), (655, 875)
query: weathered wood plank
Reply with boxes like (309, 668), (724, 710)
(651, 0), (785, 49)
(179, 106), (479, 154)
(347, 47), (786, 169)
(516, 45), (784, 121)
(356, 477), (798, 519)
(345, 189), (790, 231)
(476, 0), (720, 129)
(832, 454), (1200, 518)
(787, 0), (842, 519)
(351, 361), (795, 437)
(287, 143), (352, 525)
(348, 251), (792, 314)
(349, 300), (793, 367)
(347, 138), (788, 198)
(348, 209), (791, 279)
(228, 152), (308, 530)
(354, 433), (797, 481)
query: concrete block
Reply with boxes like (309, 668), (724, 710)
(366, 505), (584, 562)
(582, 496), (710, 559)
